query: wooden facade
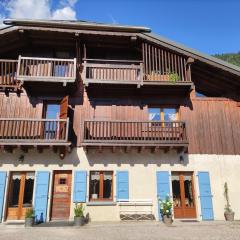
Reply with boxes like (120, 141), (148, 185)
(0, 20), (239, 157)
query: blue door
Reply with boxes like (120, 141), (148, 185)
(198, 172), (214, 220)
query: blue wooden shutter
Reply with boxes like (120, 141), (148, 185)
(0, 172), (7, 222)
(156, 171), (170, 200)
(34, 171), (50, 223)
(73, 171), (87, 202)
(198, 172), (214, 220)
(116, 171), (129, 201)
(156, 171), (170, 220)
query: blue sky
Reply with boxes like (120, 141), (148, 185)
(1, 0), (239, 55)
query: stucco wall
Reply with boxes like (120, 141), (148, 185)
(0, 148), (240, 221)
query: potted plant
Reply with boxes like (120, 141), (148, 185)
(224, 182), (235, 221)
(74, 203), (85, 226)
(25, 208), (35, 227)
(159, 196), (173, 226)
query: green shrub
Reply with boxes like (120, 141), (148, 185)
(74, 203), (85, 217)
(25, 208), (34, 218)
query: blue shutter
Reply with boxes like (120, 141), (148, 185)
(34, 171), (50, 223)
(0, 172), (7, 222)
(156, 171), (170, 220)
(116, 171), (129, 201)
(198, 172), (214, 220)
(73, 171), (87, 202)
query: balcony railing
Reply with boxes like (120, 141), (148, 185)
(17, 56), (77, 85)
(83, 59), (143, 86)
(83, 120), (188, 146)
(0, 118), (69, 145)
(0, 60), (20, 90)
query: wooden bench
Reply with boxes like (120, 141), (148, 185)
(118, 199), (154, 220)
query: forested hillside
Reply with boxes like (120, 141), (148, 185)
(214, 52), (240, 67)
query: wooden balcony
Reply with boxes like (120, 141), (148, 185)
(0, 118), (70, 147)
(17, 56), (77, 86)
(0, 60), (21, 91)
(83, 120), (188, 151)
(83, 59), (143, 86)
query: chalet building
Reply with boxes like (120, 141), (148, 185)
(0, 19), (239, 223)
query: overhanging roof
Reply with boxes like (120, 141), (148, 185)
(3, 19), (151, 33)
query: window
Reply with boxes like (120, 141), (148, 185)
(59, 178), (67, 185)
(148, 107), (179, 126)
(89, 171), (113, 201)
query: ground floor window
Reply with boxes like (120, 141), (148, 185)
(89, 171), (113, 201)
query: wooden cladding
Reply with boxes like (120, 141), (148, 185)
(181, 99), (240, 154)
(142, 42), (190, 82)
(83, 59), (143, 86)
(17, 56), (77, 84)
(0, 118), (69, 143)
(0, 60), (20, 90)
(83, 120), (188, 146)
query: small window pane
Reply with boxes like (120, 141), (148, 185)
(171, 174), (182, 207)
(163, 108), (177, 121)
(23, 173), (35, 207)
(148, 108), (160, 121)
(59, 178), (67, 185)
(90, 171), (100, 200)
(184, 174), (194, 207)
(103, 172), (113, 199)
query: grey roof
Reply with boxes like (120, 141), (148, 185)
(3, 19), (151, 33)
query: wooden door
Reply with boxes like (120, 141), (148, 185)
(171, 172), (196, 218)
(51, 171), (72, 220)
(7, 172), (35, 220)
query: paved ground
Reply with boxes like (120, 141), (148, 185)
(1, 221), (240, 240)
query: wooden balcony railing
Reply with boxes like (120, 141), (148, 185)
(0, 118), (69, 145)
(17, 56), (77, 85)
(0, 60), (20, 90)
(83, 120), (188, 146)
(83, 59), (143, 86)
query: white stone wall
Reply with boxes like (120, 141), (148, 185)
(0, 148), (240, 221)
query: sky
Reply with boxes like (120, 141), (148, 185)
(0, 0), (239, 55)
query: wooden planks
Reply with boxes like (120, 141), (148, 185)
(142, 42), (189, 82)
(180, 98), (240, 154)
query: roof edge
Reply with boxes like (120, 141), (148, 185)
(3, 19), (151, 33)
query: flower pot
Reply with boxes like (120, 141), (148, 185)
(224, 211), (235, 221)
(25, 217), (34, 227)
(74, 216), (85, 226)
(163, 215), (173, 226)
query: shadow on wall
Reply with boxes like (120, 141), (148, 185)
(0, 148), (81, 167)
(85, 149), (190, 167)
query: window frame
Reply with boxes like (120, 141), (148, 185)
(89, 171), (114, 202)
(148, 106), (180, 122)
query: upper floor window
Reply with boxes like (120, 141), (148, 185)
(44, 103), (60, 119)
(148, 107), (179, 122)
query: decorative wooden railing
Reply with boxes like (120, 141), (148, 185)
(17, 56), (77, 85)
(142, 42), (192, 83)
(0, 60), (20, 90)
(0, 118), (69, 144)
(83, 59), (143, 86)
(83, 120), (188, 145)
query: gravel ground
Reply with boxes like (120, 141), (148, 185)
(0, 221), (240, 240)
